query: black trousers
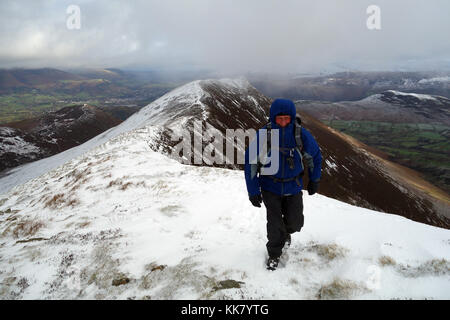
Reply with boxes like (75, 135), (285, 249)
(261, 190), (304, 259)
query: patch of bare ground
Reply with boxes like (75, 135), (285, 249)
(0, 276), (30, 299)
(107, 177), (146, 190)
(379, 255), (396, 266)
(139, 259), (221, 299)
(10, 219), (45, 239)
(306, 241), (349, 261)
(397, 259), (450, 278)
(316, 278), (368, 300)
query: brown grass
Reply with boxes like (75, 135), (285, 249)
(398, 259), (450, 277)
(63, 168), (92, 190)
(317, 278), (365, 300)
(120, 182), (133, 191)
(379, 255), (396, 266)
(12, 220), (45, 239)
(43, 193), (79, 209)
(107, 177), (146, 190)
(307, 242), (348, 261)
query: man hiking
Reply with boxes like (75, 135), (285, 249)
(244, 98), (322, 270)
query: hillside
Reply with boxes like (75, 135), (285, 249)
(0, 78), (449, 300)
(298, 112), (450, 227)
(296, 91), (450, 194)
(0, 68), (82, 91)
(0, 79), (448, 228)
(0, 105), (122, 171)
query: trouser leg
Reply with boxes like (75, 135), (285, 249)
(262, 190), (285, 258)
(282, 192), (304, 234)
(262, 190), (304, 259)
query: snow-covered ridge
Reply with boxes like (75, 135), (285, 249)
(0, 78), (264, 195)
(0, 127), (449, 299)
(386, 90), (438, 101)
(360, 90), (447, 103)
(0, 136), (40, 155)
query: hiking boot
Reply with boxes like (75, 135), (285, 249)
(266, 257), (280, 271)
(284, 233), (291, 249)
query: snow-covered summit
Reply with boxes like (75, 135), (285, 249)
(0, 78), (270, 195)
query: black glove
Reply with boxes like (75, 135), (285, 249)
(249, 194), (263, 207)
(307, 181), (319, 196)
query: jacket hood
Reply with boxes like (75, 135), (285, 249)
(269, 99), (296, 125)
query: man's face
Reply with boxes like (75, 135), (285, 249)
(275, 114), (291, 128)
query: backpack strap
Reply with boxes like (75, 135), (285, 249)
(294, 115), (303, 152)
(294, 115), (314, 171)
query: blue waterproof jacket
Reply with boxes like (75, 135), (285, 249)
(244, 99), (322, 196)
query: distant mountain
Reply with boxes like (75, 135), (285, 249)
(250, 71), (450, 102)
(0, 105), (122, 172)
(296, 90), (450, 125)
(0, 68), (82, 92)
(68, 68), (127, 81)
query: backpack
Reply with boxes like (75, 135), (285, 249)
(257, 115), (315, 182)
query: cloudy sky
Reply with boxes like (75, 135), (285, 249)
(0, 0), (449, 74)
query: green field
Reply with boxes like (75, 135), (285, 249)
(0, 82), (176, 125)
(324, 120), (450, 194)
(0, 92), (74, 123)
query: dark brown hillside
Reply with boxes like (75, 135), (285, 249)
(0, 105), (122, 171)
(299, 111), (450, 228)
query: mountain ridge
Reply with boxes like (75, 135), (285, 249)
(0, 78), (449, 299)
(0, 78), (448, 229)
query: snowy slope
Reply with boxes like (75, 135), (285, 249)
(0, 127), (449, 299)
(0, 78), (269, 195)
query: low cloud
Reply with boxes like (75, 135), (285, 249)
(0, 0), (449, 73)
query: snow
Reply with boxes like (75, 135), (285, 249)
(387, 90), (438, 101)
(0, 78), (448, 299)
(325, 159), (338, 172)
(418, 76), (450, 84)
(0, 79), (250, 195)
(0, 127), (449, 300)
(360, 93), (383, 103)
(0, 136), (40, 155)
